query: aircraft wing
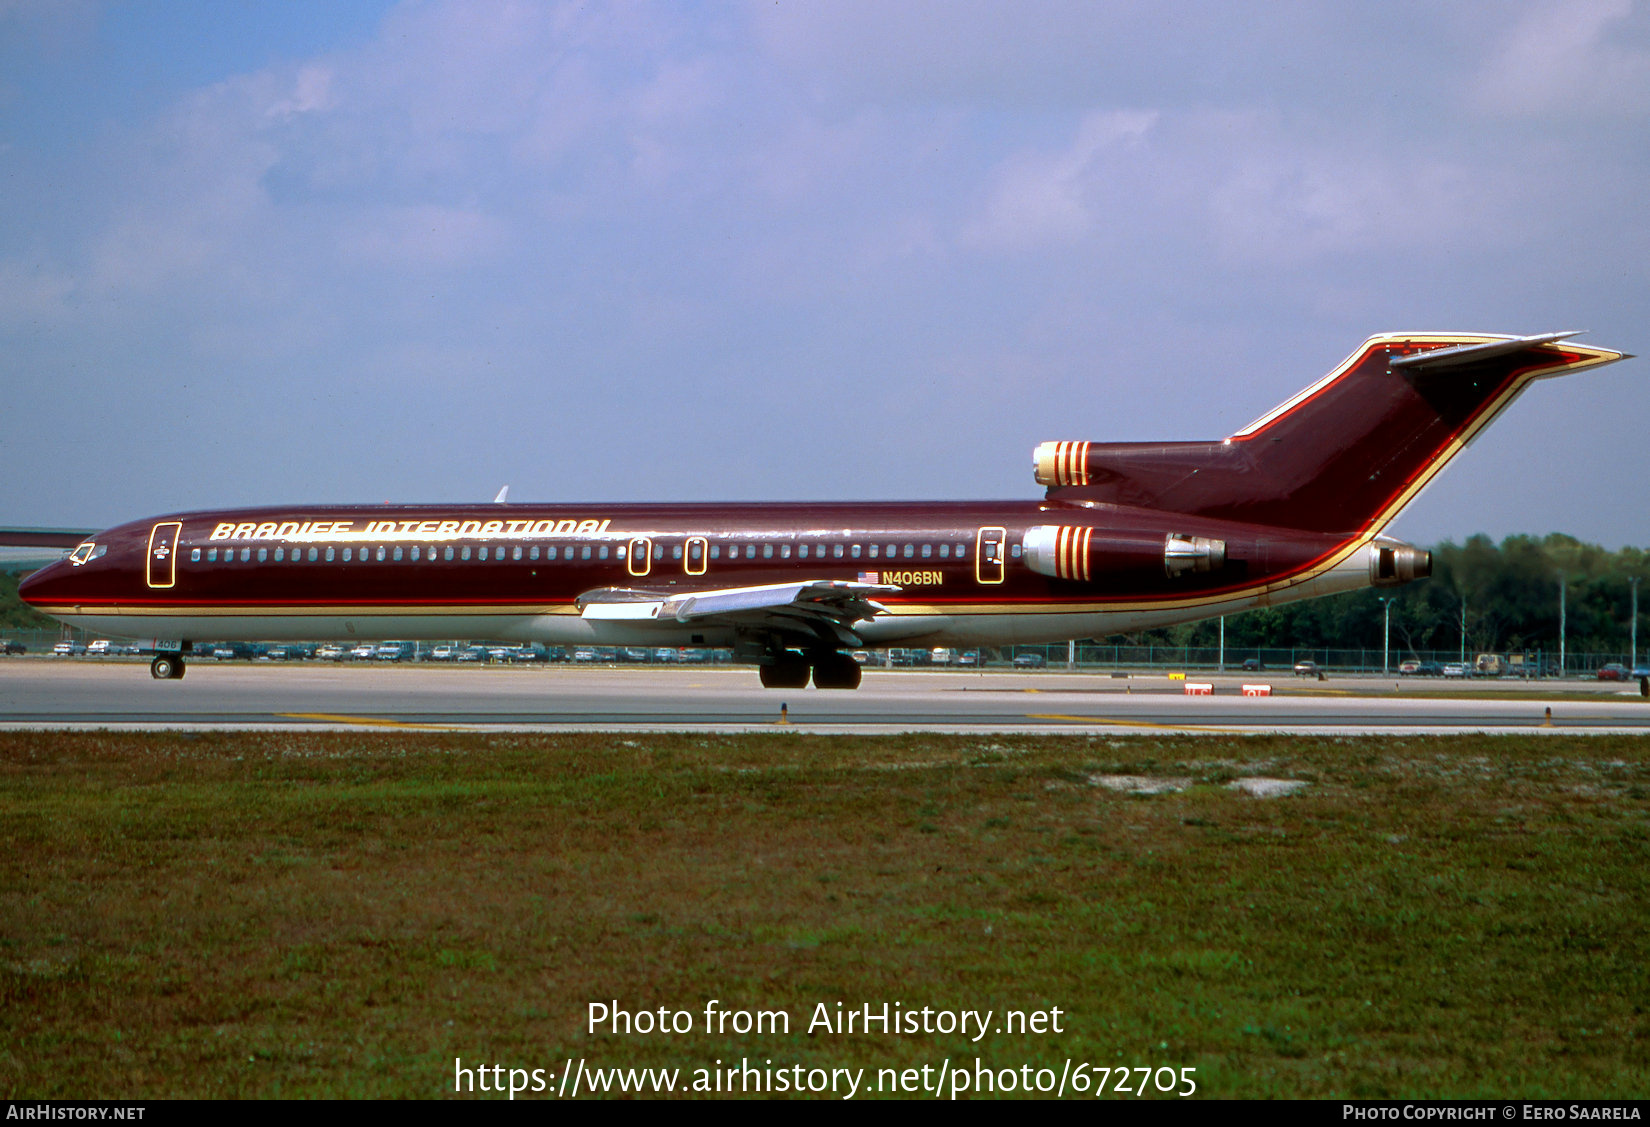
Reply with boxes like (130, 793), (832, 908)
(576, 579), (899, 648)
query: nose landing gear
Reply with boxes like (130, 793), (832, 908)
(150, 655), (186, 680)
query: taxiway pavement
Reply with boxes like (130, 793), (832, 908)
(4, 660), (1648, 734)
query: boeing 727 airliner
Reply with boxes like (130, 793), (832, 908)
(18, 331), (1629, 688)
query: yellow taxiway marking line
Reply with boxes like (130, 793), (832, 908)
(278, 712), (469, 731)
(1027, 712), (1239, 733)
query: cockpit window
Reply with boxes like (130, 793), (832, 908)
(69, 542), (95, 565)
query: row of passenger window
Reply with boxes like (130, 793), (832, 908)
(195, 544), (602, 564)
(187, 540), (1000, 565)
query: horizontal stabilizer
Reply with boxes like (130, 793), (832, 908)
(1389, 331), (1597, 372)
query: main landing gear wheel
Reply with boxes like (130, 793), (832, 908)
(150, 655), (185, 680)
(810, 651), (862, 690)
(758, 652), (811, 689)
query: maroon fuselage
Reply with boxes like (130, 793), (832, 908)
(18, 499), (1342, 632)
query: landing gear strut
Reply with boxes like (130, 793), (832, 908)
(150, 655), (186, 680)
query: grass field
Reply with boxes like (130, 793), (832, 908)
(2, 731), (1647, 1099)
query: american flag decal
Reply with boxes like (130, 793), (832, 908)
(858, 571), (878, 584)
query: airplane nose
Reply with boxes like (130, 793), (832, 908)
(17, 560), (61, 606)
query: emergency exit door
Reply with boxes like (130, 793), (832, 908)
(976, 526), (1006, 584)
(627, 537), (653, 578)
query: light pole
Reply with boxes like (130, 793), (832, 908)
(1632, 576), (1640, 672)
(1379, 597), (1392, 676)
(1558, 570), (1567, 677)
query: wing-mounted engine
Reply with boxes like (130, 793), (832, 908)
(1022, 524), (1226, 582)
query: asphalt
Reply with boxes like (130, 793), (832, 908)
(4, 659), (1649, 733)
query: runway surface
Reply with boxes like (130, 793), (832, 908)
(4, 659), (1649, 733)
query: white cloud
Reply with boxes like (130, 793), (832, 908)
(339, 205), (505, 268)
(961, 110), (1157, 250)
(267, 65), (336, 120)
(1470, 0), (1650, 117)
(0, 259), (75, 325)
(1201, 127), (1484, 263)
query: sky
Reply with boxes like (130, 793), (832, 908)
(1, 0), (1646, 548)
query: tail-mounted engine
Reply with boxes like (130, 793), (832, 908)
(1033, 441), (1092, 487)
(1369, 541), (1431, 587)
(1023, 525), (1227, 582)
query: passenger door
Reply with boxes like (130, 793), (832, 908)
(147, 522), (182, 589)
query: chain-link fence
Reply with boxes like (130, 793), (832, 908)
(3, 624), (1640, 677)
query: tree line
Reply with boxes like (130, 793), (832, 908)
(1122, 534), (1648, 659)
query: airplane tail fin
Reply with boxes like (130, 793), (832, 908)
(1037, 332), (1630, 537)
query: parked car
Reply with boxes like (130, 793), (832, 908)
(316, 644), (345, 661)
(1292, 660), (1321, 677)
(1013, 653), (1046, 668)
(1242, 658), (1265, 672)
(86, 639), (112, 656)
(1597, 663), (1632, 681)
(1442, 662), (1467, 678)
(52, 641), (86, 656)
(0, 640), (26, 656)
(1398, 659), (1422, 675)
(348, 644), (377, 660)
